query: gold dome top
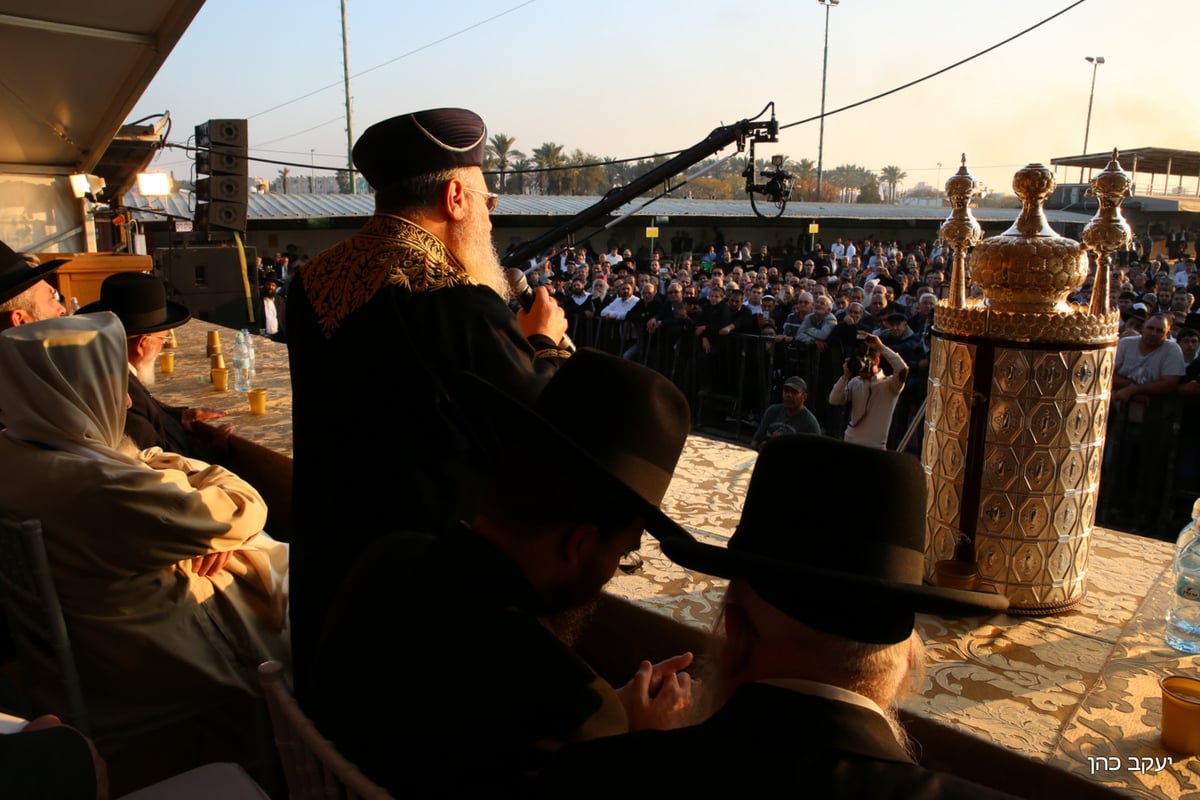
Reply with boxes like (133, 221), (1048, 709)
(970, 164), (1088, 313)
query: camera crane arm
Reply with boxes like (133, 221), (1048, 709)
(500, 108), (781, 269)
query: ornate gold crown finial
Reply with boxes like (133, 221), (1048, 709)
(940, 154), (983, 308)
(1082, 149), (1133, 316)
(969, 164), (1088, 314)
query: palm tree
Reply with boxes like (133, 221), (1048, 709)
(486, 133), (517, 194)
(509, 154), (532, 195)
(879, 165), (908, 203)
(531, 142), (565, 195)
(791, 158), (816, 200)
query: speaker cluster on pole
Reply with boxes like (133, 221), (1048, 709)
(194, 119), (248, 237)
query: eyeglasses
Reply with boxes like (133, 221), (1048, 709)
(144, 333), (173, 343)
(464, 187), (499, 212)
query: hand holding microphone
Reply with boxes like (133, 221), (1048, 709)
(505, 268), (574, 353)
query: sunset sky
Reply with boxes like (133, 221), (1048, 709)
(133, 0), (1200, 198)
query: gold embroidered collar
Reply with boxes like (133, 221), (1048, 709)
(303, 214), (475, 337)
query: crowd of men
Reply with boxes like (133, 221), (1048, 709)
(19, 102), (1200, 798)
(518, 234), (953, 450)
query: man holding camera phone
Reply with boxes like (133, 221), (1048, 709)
(828, 331), (908, 450)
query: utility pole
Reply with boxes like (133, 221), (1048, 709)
(342, 0), (356, 194)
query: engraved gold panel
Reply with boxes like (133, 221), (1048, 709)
(994, 350), (1030, 396)
(1022, 450), (1058, 493)
(981, 446), (1020, 492)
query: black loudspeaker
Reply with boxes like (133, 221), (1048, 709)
(158, 246), (262, 330)
(194, 119), (249, 235)
(194, 200), (248, 231)
(195, 119), (248, 150)
(197, 176), (249, 203)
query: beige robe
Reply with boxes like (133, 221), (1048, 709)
(0, 313), (288, 733)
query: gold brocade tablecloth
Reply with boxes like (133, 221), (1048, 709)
(612, 508), (1200, 798)
(151, 320), (296, 456)
(148, 320), (1200, 799)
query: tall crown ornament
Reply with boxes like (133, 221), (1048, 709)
(923, 160), (1120, 614)
(940, 155), (983, 310)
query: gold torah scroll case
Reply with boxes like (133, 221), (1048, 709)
(923, 156), (1127, 614)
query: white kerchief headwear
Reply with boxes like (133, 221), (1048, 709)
(0, 311), (138, 464)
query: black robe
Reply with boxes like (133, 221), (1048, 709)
(309, 527), (624, 798)
(285, 214), (568, 693)
(536, 682), (1022, 799)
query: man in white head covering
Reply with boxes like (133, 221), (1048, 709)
(0, 313), (288, 769)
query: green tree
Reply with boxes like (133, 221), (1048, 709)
(509, 154), (531, 195)
(879, 165), (908, 203)
(857, 177), (882, 204)
(486, 133), (517, 193)
(790, 158), (816, 200)
(532, 142), (566, 194)
(568, 149), (607, 195)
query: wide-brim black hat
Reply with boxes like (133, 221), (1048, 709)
(78, 271), (190, 335)
(659, 436), (1008, 644)
(0, 241), (68, 304)
(456, 348), (695, 544)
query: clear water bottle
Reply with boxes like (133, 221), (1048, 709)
(231, 331), (252, 392)
(1165, 518), (1200, 653)
(240, 328), (257, 381)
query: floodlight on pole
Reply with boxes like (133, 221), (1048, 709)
(815, 0), (839, 203)
(1080, 56), (1104, 183)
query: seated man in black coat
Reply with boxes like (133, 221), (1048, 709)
(80, 272), (229, 460)
(537, 436), (1015, 800)
(308, 349), (697, 798)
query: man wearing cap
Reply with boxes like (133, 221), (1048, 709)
(0, 242), (68, 330)
(536, 436), (1015, 800)
(308, 349), (696, 797)
(80, 271), (229, 460)
(284, 108), (570, 691)
(750, 376), (821, 450)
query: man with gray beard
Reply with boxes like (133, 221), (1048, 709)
(536, 437), (1014, 800)
(80, 271), (229, 459)
(285, 108), (569, 693)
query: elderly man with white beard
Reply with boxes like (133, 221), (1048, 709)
(80, 271), (230, 460)
(284, 107), (570, 694)
(535, 436), (1015, 800)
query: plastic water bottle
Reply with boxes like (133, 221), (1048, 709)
(240, 328), (257, 381)
(231, 331), (252, 392)
(1165, 518), (1200, 653)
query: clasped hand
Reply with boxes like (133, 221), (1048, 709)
(615, 651), (695, 731)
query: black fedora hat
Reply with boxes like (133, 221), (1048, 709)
(456, 348), (694, 543)
(660, 436), (1008, 644)
(78, 272), (190, 335)
(0, 240), (69, 304)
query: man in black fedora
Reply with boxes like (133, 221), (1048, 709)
(285, 107), (570, 692)
(537, 436), (1016, 799)
(80, 271), (229, 459)
(0, 241), (68, 330)
(307, 349), (697, 798)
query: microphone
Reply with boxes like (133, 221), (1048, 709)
(504, 268), (575, 353)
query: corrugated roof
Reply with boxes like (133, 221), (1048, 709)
(123, 189), (1094, 224)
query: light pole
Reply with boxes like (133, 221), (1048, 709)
(1080, 55), (1104, 183)
(815, 0), (839, 203)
